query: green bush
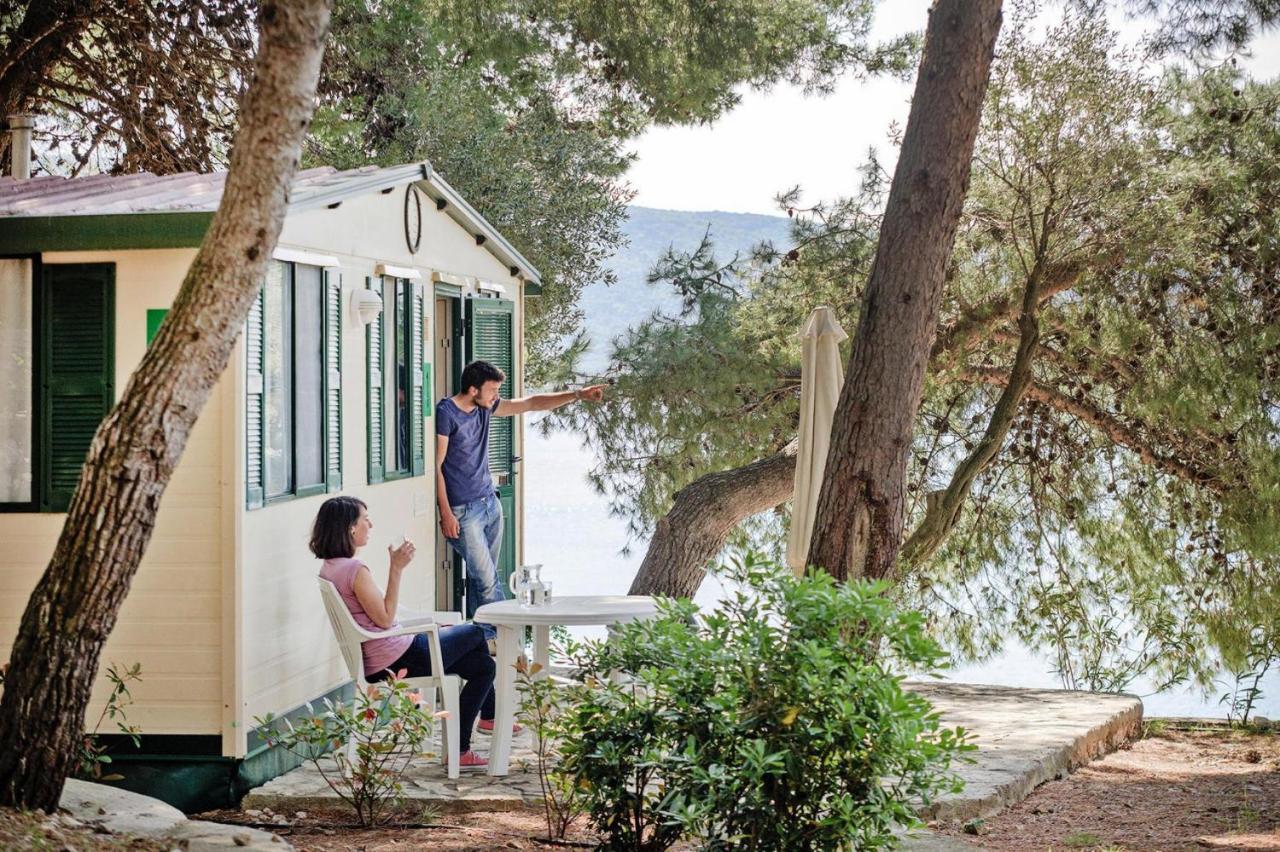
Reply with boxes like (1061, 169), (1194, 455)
(555, 553), (972, 851)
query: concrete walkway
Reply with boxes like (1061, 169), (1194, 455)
(60, 778), (290, 850)
(245, 681), (1142, 827)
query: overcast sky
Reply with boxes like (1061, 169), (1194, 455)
(626, 2), (1280, 216)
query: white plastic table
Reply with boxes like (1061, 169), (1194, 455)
(473, 595), (659, 775)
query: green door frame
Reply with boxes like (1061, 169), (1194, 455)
(463, 295), (518, 606)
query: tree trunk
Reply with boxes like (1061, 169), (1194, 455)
(805, 0), (1003, 582)
(0, 0), (331, 811)
(628, 444), (797, 599)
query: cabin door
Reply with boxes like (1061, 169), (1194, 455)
(463, 295), (517, 609)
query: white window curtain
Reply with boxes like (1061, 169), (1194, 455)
(0, 259), (33, 502)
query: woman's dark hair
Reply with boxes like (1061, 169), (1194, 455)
(310, 496), (368, 559)
(459, 359), (505, 394)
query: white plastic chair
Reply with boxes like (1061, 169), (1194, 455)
(318, 578), (464, 779)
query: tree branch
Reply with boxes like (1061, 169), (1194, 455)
(958, 366), (1230, 494)
(902, 262), (1044, 568)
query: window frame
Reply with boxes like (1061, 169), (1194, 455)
(368, 274), (426, 485)
(387, 276), (412, 480)
(256, 259), (333, 507)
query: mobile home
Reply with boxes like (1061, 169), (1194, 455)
(0, 161), (538, 808)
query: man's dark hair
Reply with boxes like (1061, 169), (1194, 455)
(459, 360), (506, 394)
(310, 495), (368, 559)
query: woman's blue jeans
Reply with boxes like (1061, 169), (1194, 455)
(373, 624), (496, 753)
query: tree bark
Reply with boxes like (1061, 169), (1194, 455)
(628, 443), (797, 598)
(0, 0), (331, 811)
(806, 0), (1003, 582)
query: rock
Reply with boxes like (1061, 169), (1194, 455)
(234, 832), (252, 846)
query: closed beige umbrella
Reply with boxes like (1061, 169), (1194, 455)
(786, 306), (848, 575)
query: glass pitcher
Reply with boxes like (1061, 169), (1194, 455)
(509, 563), (544, 606)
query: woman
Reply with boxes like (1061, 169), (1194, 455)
(312, 495), (494, 768)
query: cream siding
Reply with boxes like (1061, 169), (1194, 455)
(0, 248), (227, 735)
(0, 179), (527, 759)
(235, 185), (525, 752)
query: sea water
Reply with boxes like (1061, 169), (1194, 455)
(524, 416), (1280, 719)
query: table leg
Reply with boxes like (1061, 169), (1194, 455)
(533, 625), (550, 677)
(488, 624), (521, 776)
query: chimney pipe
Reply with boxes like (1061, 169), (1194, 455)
(8, 114), (33, 180)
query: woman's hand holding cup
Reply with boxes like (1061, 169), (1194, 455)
(389, 535), (415, 572)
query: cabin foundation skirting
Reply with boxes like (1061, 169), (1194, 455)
(92, 681), (355, 813)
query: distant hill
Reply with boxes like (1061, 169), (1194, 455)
(576, 205), (791, 372)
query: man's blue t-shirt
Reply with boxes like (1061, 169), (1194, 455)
(436, 397), (499, 507)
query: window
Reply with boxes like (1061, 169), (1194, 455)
(0, 259), (114, 513)
(246, 260), (341, 508)
(367, 275), (426, 484)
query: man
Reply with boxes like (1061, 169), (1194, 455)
(436, 360), (605, 642)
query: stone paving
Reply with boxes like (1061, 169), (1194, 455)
(244, 680), (1143, 825)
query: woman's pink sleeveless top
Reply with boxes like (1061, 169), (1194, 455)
(319, 557), (412, 677)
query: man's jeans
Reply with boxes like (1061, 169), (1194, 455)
(446, 491), (505, 640)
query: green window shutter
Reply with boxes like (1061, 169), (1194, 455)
(245, 288), (266, 509)
(366, 277), (385, 484)
(323, 271), (343, 492)
(40, 264), (114, 513)
(464, 297), (515, 478)
(410, 280), (425, 476)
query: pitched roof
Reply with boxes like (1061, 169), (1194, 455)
(0, 162), (541, 285)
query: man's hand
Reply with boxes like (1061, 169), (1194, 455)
(440, 512), (460, 540)
(576, 384), (606, 403)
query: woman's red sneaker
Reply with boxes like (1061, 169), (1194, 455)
(476, 718), (523, 734)
(457, 750), (488, 768)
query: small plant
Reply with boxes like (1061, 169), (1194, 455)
(516, 645), (586, 841)
(77, 662), (143, 781)
(255, 671), (439, 826)
(554, 552), (973, 851)
(961, 817), (985, 835)
(1063, 830), (1104, 847)
(1142, 718), (1168, 739)
(1219, 639), (1275, 727)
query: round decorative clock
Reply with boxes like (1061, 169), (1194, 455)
(404, 184), (423, 254)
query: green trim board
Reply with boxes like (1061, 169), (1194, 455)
(146, 309), (169, 346)
(0, 213), (213, 253)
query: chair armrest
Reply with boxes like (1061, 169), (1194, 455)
(360, 622), (440, 641)
(396, 609), (462, 628)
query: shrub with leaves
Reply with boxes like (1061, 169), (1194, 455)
(517, 648), (587, 841)
(555, 553), (972, 851)
(255, 671), (438, 826)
